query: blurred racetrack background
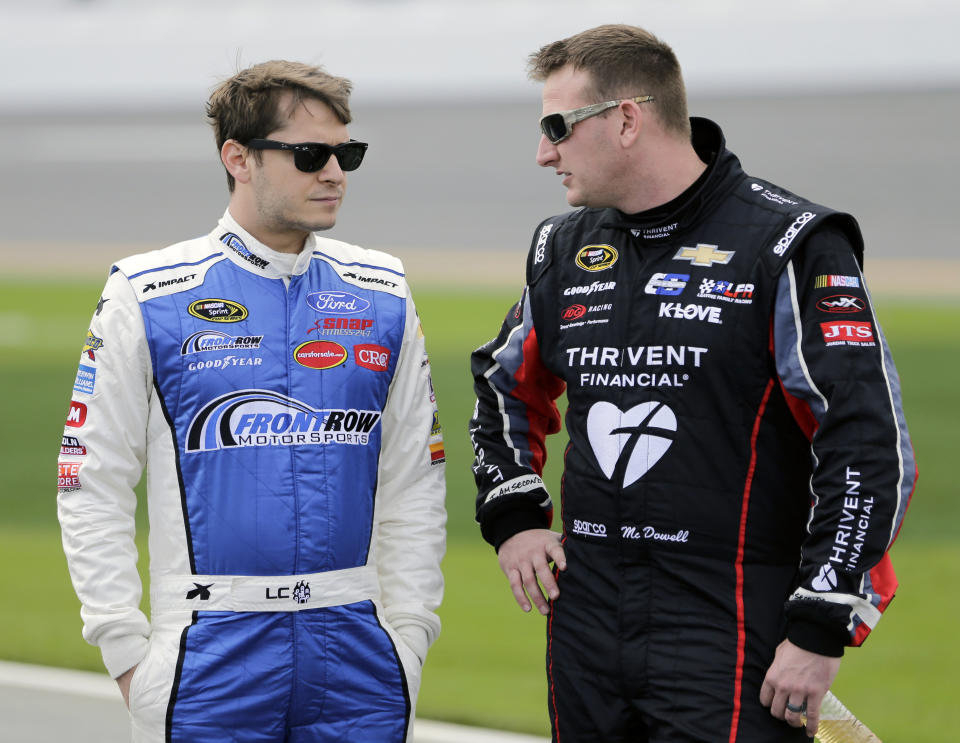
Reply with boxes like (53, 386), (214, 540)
(1, 1), (958, 740)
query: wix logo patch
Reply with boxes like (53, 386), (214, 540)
(587, 401), (677, 487)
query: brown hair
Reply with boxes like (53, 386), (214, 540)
(528, 24), (690, 138)
(206, 60), (353, 190)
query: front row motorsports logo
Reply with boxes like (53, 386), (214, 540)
(185, 389), (381, 451)
(587, 401), (677, 487)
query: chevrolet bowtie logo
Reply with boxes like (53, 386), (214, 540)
(673, 244), (735, 267)
(186, 583), (213, 601)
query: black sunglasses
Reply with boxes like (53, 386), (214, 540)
(539, 96), (655, 144)
(245, 139), (368, 172)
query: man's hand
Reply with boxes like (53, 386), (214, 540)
(115, 664), (138, 709)
(759, 639), (841, 737)
(497, 529), (566, 615)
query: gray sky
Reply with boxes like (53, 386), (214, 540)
(3, 0), (960, 110)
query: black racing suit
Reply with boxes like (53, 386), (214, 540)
(469, 118), (915, 742)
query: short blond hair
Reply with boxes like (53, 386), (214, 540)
(528, 24), (690, 138)
(206, 60), (353, 190)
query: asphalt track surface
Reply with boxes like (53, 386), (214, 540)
(2, 88), (959, 277)
(0, 661), (548, 743)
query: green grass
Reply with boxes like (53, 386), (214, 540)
(1, 279), (957, 741)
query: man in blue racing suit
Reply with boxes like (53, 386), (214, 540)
(57, 60), (446, 742)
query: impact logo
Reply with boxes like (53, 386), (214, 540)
(82, 330), (104, 360)
(220, 232), (269, 270)
(816, 295), (865, 313)
(294, 341), (348, 370)
(587, 401), (677, 487)
(673, 244), (734, 267)
(188, 299), (249, 323)
(354, 344), (391, 372)
(65, 401), (88, 428)
(185, 389), (381, 451)
(141, 274), (197, 294)
(343, 271), (398, 289)
(821, 321), (876, 347)
(562, 304), (587, 321)
(644, 273), (689, 296)
(306, 291), (370, 314)
(575, 245), (618, 272)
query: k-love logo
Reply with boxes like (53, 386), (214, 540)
(587, 401), (677, 487)
(185, 389), (381, 451)
(575, 245), (618, 272)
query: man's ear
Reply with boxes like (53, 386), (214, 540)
(221, 139), (253, 185)
(618, 100), (644, 147)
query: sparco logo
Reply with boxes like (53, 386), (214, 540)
(343, 272), (398, 288)
(188, 299), (248, 323)
(572, 519), (607, 538)
(306, 291), (370, 314)
(185, 390), (381, 451)
(181, 331), (264, 355)
(142, 274), (197, 293)
(773, 211), (816, 256)
(534, 223), (553, 264)
(563, 281), (615, 296)
(587, 401), (677, 487)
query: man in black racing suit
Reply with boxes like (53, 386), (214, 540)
(470, 24), (915, 743)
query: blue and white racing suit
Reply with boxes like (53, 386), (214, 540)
(57, 210), (447, 742)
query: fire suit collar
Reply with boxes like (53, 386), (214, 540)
(601, 118), (744, 244)
(215, 209), (315, 280)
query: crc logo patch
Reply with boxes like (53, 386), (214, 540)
(644, 273), (689, 296)
(820, 321), (876, 347)
(587, 401), (677, 487)
(65, 401), (88, 428)
(294, 341), (348, 369)
(816, 295), (865, 314)
(185, 389), (381, 451)
(562, 304), (587, 321)
(306, 291), (370, 314)
(575, 245), (618, 272)
(354, 344), (391, 372)
(188, 299), (249, 323)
